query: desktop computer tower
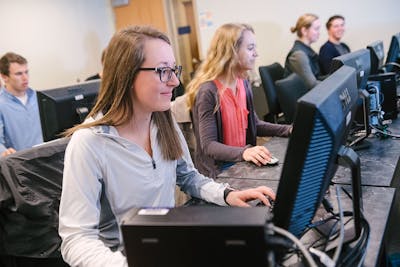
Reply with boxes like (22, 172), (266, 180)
(368, 72), (398, 120)
(121, 206), (273, 267)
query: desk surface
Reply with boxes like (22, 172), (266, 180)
(218, 137), (287, 181)
(216, 178), (394, 267)
(216, 119), (400, 267)
(219, 119), (400, 187)
(335, 120), (400, 187)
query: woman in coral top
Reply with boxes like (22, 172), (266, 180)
(187, 23), (292, 178)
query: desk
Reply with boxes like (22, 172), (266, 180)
(217, 178), (394, 267)
(218, 137), (287, 181)
(217, 119), (400, 267)
(334, 121), (400, 187)
(219, 120), (400, 187)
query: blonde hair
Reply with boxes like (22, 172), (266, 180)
(186, 23), (254, 109)
(290, 13), (319, 38)
(65, 25), (183, 160)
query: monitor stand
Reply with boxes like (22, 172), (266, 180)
(347, 89), (371, 151)
(313, 146), (364, 248)
(347, 135), (371, 151)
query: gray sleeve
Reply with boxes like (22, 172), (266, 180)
(59, 132), (128, 267)
(174, 121), (228, 206)
(255, 116), (292, 137)
(288, 50), (320, 89)
(0, 118), (7, 153)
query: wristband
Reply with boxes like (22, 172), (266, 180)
(223, 187), (235, 205)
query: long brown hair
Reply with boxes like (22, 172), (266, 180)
(65, 25), (183, 160)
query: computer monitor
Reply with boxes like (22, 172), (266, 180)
(367, 40), (385, 75)
(37, 80), (100, 142)
(385, 32), (400, 73)
(273, 65), (360, 238)
(330, 49), (372, 149)
(330, 48), (371, 90)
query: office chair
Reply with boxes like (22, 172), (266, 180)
(258, 63), (286, 123)
(275, 73), (309, 124)
(172, 79), (185, 101)
(0, 138), (70, 267)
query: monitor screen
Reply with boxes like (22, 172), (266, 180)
(37, 80), (100, 142)
(367, 40), (385, 74)
(330, 48), (371, 90)
(385, 32), (400, 72)
(273, 65), (358, 238)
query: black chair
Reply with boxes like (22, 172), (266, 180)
(258, 63), (285, 123)
(171, 79), (185, 101)
(0, 138), (71, 267)
(275, 73), (309, 124)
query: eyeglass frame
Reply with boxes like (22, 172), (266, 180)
(138, 65), (182, 83)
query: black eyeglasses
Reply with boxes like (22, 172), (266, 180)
(138, 65), (182, 83)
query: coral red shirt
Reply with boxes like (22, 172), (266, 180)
(214, 79), (249, 147)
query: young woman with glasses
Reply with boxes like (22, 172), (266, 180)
(58, 25), (275, 267)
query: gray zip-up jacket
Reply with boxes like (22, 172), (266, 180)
(59, 117), (228, 267)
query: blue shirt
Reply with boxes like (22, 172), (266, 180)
(319, 40), (351, 75)
(0, 87), (43, 153)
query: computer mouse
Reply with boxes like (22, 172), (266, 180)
(256, 197), (275, 208)
(266, 156), (279, 165)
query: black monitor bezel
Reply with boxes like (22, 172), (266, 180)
(385, 32), (400, 72)
(367, 40), (385, 74)
(273, 65), (359, 238)
(37, 80), (100, 142)
(330, 48), (371, 90)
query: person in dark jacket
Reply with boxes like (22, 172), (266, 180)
(319, 15), (350, 75)
(284, 13), (324, 90)
(186, 23), (292, 178)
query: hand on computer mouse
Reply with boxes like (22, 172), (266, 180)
(255, 196), (275, 207)
(226, 186), (276, 207)
(266, 156), (279, 165)
(242, 145), (273, 166)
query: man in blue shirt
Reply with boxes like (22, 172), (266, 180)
(0, 52), (43, 157)
(319, 15), (351, 75)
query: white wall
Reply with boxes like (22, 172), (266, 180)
(1, 0), (398, 89)
(194, 0), (400, 81)
(0, 0), (115, 90)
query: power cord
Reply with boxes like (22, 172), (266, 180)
(336, 187), (371, 267)
(370, 124), (400, 138)
(272, 225), (318, 267)
(332, 185), (344, 264)
(338, 216), (370, 267)
(306, 184), (367, 267)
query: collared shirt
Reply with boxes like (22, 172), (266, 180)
(0, 87), (43, 154)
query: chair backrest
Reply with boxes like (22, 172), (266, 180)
(0, 138), (70, 260)
(171, 94), (196, 159)
(275, 73), (309, 123)
(259, 63), (285, 122)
